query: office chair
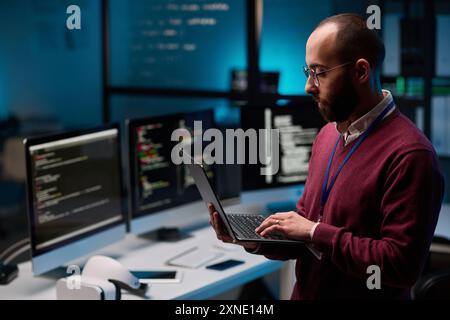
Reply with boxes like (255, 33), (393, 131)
(412, 269), (450, 300)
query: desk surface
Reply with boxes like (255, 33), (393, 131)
(1, 187), (449, 299)
(0, 226), (284, 300)
(0, 187), (303, 300)
(430, 203), (450, 254)
(435, 204), (450, 239)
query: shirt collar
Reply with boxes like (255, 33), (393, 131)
(335, 90), (394, 135)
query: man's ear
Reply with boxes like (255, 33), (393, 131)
(354, 59), (371, 84)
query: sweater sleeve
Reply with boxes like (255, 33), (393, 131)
(244, 180), (310, 260)
(244, 128), (325, 260)
(311, 149), (444, 288)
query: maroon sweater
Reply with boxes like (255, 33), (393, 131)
(253, 109), (444, 299)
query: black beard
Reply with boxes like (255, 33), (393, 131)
(318, 75), (359, 123)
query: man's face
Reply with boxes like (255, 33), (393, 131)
(305, 24), (358, 123)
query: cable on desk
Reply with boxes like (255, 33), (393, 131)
(0, 238), (30, 263)
(2, 244), (31, 265)
(0, 238), (30, 285)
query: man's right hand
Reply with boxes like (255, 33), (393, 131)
(207, 203), (258, 251)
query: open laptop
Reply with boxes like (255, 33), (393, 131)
(185, 161), (304, 244)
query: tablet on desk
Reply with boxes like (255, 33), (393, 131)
(130, 270), (183, 284)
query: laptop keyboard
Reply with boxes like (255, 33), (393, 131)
(227, 214), (283, 240)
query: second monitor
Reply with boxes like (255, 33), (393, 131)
(240, 104), (325, 191)
(127, 109), (215, 236)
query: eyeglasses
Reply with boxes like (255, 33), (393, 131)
(303, 62), (353, 87)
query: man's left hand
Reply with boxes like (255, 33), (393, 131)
(255, 211), (316, 242)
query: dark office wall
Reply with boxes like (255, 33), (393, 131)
(0, 0), (102, 129)
(109, 0), (246, 91)
(0, 0), (383, 126)
(260, 0), (333, 96)
(0, 4), (10, 121)
(260, 0), (380, 95)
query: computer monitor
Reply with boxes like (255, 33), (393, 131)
(127, 109), (215, 236)
(240, 104), (325, 191)
(231, 70), (280, 94)
(24, 125), (126, 275)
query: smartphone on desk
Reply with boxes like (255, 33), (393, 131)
(130, 270), (183, 284)
(205, 259), (245, 271)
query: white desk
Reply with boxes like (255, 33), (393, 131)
(0, 186), (303, 300)
(0, 226), (284, 300)
(434, 204), (450, 239)
(2, 187), (447, 299)
(430, 204), (450, 254)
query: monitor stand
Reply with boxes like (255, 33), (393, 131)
(265, 200), (297, 213)
(138, 227), (194, 243)
(138, 219), (210, 243)
(157, 227), (184, 242)
(240, 185), (304, 214)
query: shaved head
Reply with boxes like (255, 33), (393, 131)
(304, 14), (385, 124)
(315, 14), (385, 71)
(306, 23), (341, 68)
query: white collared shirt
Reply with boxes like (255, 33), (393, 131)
(335, 90), (395, 145)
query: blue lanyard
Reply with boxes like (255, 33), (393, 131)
(319, 100), (395, 222)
